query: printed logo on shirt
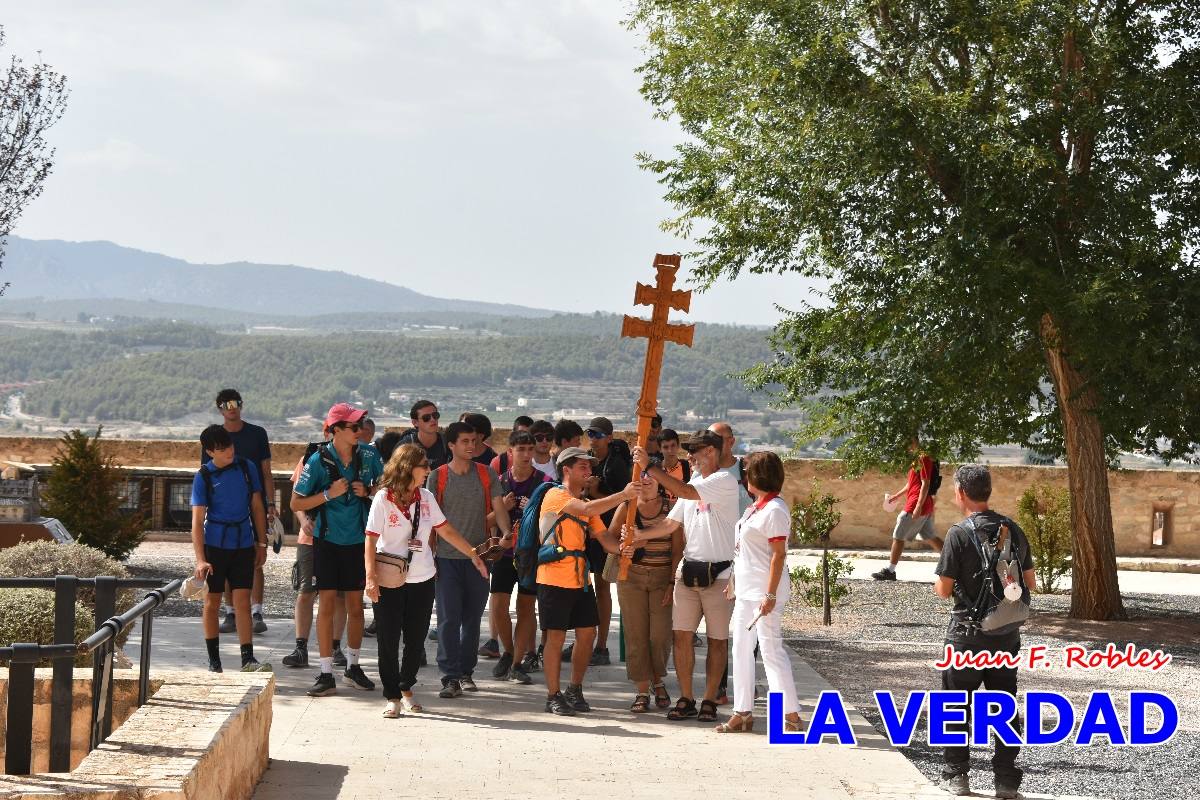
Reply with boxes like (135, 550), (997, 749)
(388, 511), (401, 527)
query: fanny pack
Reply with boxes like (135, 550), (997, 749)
(680, 559), (732, 588)
(375, 551), (411, 589)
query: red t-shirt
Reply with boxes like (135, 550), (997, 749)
(904, 455), (936, 517)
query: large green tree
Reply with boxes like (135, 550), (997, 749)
(631, 0), (1200, 619)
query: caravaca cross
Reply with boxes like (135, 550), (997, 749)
(618, 253), (695, 580)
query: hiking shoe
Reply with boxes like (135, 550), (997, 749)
(208, 657), (223, 673)
(343, 665), (375, 691)
(479, 638), (501, 659)
(282, 646), (308, 668)
(944, 774), (970, 796)
(439, 679), (463, 699)
(307, 672), (337, 697)
(492, 652), (513, 679)
(218, 611), (236, 633)
(332, 648), (347, 668)
(545, 691), (577, 716)
(994, 783), (1019, 799)
(871, 567), (897, 581)
(364, 619), (377, 637)
(508, 665), (533, 685)
(590, 647), (610, 666)
(252, 612), (267, 634)
(561, 642), (574, 660)
(521, 652), (541, 673)
(563, 683), (591, 712)
(460, 676), (479, 692)
(240, 658), (273, 673)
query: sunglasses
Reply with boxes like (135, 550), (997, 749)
(334, 422), (362, 433)
(217, 400), (243, 411)
(533, 433), (552, 442)
(586, 430), (607, 439)
(418, 412), (441, 423)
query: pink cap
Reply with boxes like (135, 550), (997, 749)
(324, 402), (367, 430)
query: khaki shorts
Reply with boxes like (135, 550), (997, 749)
(294, 542), (316, 594)
(671, 578), (733, 640)
(892, 512), (935, 542)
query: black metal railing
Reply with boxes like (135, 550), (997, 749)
(0, 576), (181, 775)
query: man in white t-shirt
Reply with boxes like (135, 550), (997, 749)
(629, 430), (740, 723)
(528, 419), (558, 480)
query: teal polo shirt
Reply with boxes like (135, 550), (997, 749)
(293, 443), (384, 545)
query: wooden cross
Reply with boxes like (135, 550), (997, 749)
(618, 253), (694, 580)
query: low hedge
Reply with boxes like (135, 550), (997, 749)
(0, 588), (96, 667)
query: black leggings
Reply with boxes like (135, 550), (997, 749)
(375, 579), (436, 699)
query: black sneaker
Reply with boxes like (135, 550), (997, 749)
(561, 642), (574, 659)
(545, 691), (577, 716)
(282, 646), (308, 668)
(333, 648), (348, 668)
(508, 665), (533, 685)
(364, 620), (377, 637)
(590, 647), (610, 666)
(994, 782), (1019, 799)
(944, 774), (970, 796)
(308, 672), (337, 697)
(208, 657), (223, 673)
(252, 612), (267, 634)
(871, 567), (897, 581)
(218, 611), (236, 634)
(563, 683), (591, 712)
(428, 629), (438, 641)
(343, 664), (375, 691)
(492, 652), (513, 679)
(520, 652), (541, 673)
(439, 679), (462, 699)
(478, 638), (501, 659)
(459, 676), (479, 692)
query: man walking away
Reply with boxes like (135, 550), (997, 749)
(874, 438), (944, 580)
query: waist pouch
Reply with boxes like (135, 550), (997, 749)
(680, 559), (732, 588)
(375, 551), (411, 589)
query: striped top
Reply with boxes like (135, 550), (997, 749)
(632, 496), (672, 568)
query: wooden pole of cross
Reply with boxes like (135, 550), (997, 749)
(618, 253), (694, 581)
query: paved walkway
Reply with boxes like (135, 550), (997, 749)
(127, 608), (1100, 800)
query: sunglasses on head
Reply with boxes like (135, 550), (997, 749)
(418, 411), (441, 423)
(217, 400), (243, 411)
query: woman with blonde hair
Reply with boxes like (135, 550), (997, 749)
(716, 450), (801, 733)
(365, 443), (487, 718)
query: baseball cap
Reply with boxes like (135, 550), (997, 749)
(586, 417), (614, 437)
(682, 430), (724, 453)
(324, 402), (367, 430)
(556, 446), (598, 466)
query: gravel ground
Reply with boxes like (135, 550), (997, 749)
(782, 578), (1200, 799)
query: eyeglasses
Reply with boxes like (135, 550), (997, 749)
(335, 422), (362, 433)
(533, 434), (552, 442)
(217, 400), (242, 411)
(586, 430), (606, 439)
(418, 412), (441, 423)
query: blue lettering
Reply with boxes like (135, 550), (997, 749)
(875, 691), (925, 746)
(971, 691), (1021, 746)
(1025, 691), (1074, 745)
(800, 691), (856, 745)
(1075, 692), (1128, 746)
(767, 692), (806, 744)
(1129, 692), (1178, 746)
(927, 691), (969, 746)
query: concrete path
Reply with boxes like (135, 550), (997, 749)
(126, 611), (1099, 800)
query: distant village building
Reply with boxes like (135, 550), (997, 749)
(0, 477), (40, 522)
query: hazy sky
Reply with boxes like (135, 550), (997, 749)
(1, 1), (820, 324)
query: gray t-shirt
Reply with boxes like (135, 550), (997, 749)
(426, 463), (504, 559)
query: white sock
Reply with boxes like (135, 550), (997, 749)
(348, 648), (360, 666)
(888, 562), (898, 571)
(320, 657), (333, 674)
(251, 603), (262, 615)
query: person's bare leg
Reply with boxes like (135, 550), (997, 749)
(543, 629), (567, 695)
(514, 594), (536, 663)
(703, 638), (728, 702)
(232, 588), (253, 646)
(570, 626), (596, 685)
(202, 593), (221, 638)
(317, 589), (336, 658)
(294, 592), (314, 639)
(673, 629), (696, 699)
(927, 536), (944, 553)
(252, 566), (265, 606)
(346, 596), (364, 649)
(889, 539), (905, 564)
(491, 593), (514, 654)
(333, 592), (347, 643)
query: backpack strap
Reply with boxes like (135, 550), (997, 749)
(476, 462), (493, 517)
(313, 443), (342, 540)
(435, 465), (449, 508)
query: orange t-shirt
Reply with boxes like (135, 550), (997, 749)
(535, 487), (603, 589)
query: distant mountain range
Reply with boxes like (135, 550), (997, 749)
(0, 237), (556, 318)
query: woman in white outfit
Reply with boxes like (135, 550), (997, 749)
(716, 450), (802, 733)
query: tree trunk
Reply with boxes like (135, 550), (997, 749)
(1040, 313), (1126, 620)
(821, 542), (832, 626)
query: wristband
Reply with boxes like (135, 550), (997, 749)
(323, 489), (330, 503)
(764, 593), (776, 600)
(257, 542), (268, 549)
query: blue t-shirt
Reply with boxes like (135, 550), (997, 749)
(191, 457), (263, 549)
(293, 443), (384, 545)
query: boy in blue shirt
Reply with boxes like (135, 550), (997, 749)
(292, 402), (385, 697)
(191, 425), (271, 673)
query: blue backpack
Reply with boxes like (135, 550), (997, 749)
(514, 482), (589, 592)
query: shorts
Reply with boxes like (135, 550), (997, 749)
(537, 584), (599, 631)
(313, 538), (366, 593)
(204, 545), (254, 593)
(294, 542), (317, 594)
(893, 512), (935, 541)
(672, 578), (733, 640)
(586, 538), (608, 576)
(490, 556), (536, 596)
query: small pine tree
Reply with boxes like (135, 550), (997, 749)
(41, 428), (147, 560)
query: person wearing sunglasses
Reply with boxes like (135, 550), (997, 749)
(291, 402), (385, 697)
(397, 399), (450, 470)
(527, 419), (557, 480)
(201, 388), (274, 637)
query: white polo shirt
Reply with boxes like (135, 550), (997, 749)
(668, 468), (740, 579)
(733, 494), (791, 601)
(365, 487), (446, 584)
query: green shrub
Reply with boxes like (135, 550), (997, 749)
(790, 558), (854, 607)
(0, 589), (96, 666)
(40, 428), (147, 560)
(1017, 482), (1073, 593)
(789, 484), (849, 624)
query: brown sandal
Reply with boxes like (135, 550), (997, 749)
(651, 682), (671, 710)
(630, 694), (651, 713)
(715, 711), (754, 733)
(784, 713), (802, 732)
(697, 699), (719, 722)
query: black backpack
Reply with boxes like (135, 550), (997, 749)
(929, 460), (943, 495)
(302, 441), (368, 539)
(199, 457), (255, 548)
(954, 515), (1031, 637)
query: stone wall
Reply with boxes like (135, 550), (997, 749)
(3, 434), (1197, 558)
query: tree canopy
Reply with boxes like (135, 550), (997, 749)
(632, 0), (1200, 619)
